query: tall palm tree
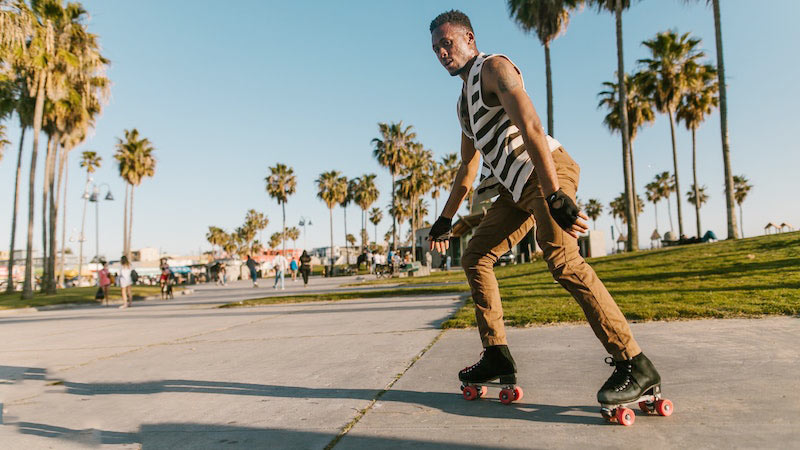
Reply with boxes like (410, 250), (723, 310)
(431, 152), (459, 219)
(286, 226), (300, 250)
(638, 30), (704, 238)
(372, 121), (415, 251)
(584, 199), (603, 230)
(652, 171), (675, 233)
(265, 163), (296, 255)
(507, 0), (583, 136)
(645, 180), (662, 232)
(677, 63), (718, 237)
(732, 175), (752, 238)
(316, 170), (346, 273)
(369, 207), (383, 246)
(589, 0), (638, 251)
(396, 143), (432, 261)
(353, 174), (379, 251)
(686, 184), (708, 233)
(339, 176), (354, 262)
(598, 71), (655, 218)
(114, 128), (156, 258)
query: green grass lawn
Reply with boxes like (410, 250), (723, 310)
(226, 232), (800, 328)
(219, 285), (466, 308)
(0, 285), (178, 310)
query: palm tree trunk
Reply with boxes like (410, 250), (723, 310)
(329, 207), (334, 274)
(343, 205), (348, 264)
(713, 0), (738, 240)
(544, 41), (554, 136)
(6, 127), (26, 293)
(666, 194), (674, 233)
(410, 197), (416, 262)
(630, 140), (638, 218)
(391, 172), (397, 251)
(78, 174), (89, 285)
(122, 183), (129, 258)
(667, 109), (684, 237)
(41, 135), (54, 292)
(614, 0), (638, 252)
(738, 204), (744, 238)
(281, 201), (286, 254)
(58, 149), (69, 288)
(654, 200), (659, 232)
(374, 222), (378, 248)
(46, 138), (61, 294)
(691, 128), (701, 237)
(128, 186), (135, 257)
(23, 72), (47, 300)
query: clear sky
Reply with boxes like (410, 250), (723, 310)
(1, 0), (799, 258)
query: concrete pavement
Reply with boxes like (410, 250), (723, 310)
(1, 275), (798, 448)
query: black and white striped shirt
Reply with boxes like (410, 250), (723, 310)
(457, 53), (561, 202)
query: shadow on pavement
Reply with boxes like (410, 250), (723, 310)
(0, 365), (47, 383)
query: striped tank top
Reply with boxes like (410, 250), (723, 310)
(457, 53), (561, 202)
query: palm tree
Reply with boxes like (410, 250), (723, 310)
(589, 0), (638, 251)
(396, 143), (432, 261)
(316, 170), (346, 273)
(286, 226), (300, 250)
(76, 150), (100, 280)
(677, 63), (718, 237)
(638, 30), (704, 238)
(584, 199), (603, 230)
(353, 174), (379, 251)
(732, 175), (752, 238)
(652, 171), (675, 233)
(369, 207), (383, 246)
(507, 0), (582, 136)
(645, 180), (662, 232)
(340, 176), (354, 262)
(114, 128), (156, 258)
(598, 71), (655, 218)
(686, 184), (709, 235)
(205, 226), (227, 258)
(372, 121), (415, 251)
(265, 163), (296, 255)
(244, 209), (268, 252)
(268, 232), (282, 250)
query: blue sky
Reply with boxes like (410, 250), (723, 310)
(1, 0), (799, 257)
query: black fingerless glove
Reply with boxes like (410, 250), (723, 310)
(546, 189), (579, 231)
(429, 216), (453, 241)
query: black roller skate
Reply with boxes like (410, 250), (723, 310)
(458, 345), (523, 404)
(597, 353), (673, 426)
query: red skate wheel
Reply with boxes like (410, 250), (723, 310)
(512, 386), (524, 402)
(499, 388), (514, 405)
(638, 401), (652, 413)
(655, 399), (673, 417)
(462, 385), (479, 401)
(616, 407), (635, 426)
(478, 386), (488, 398)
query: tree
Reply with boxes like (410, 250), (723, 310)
(507, 0), (582, 136)
(638, 30), (704, 238)
(316, 170), (346, 273)
(589, 0), (638, 251)
(76, 150), (100, 281)
(205, 226), (227, 258)
(346, 234), (356, 248)
(584, 199), (603, 230)
(372, 121), (415, 251)
(396, 143), (432, 261)
(686, 184), (708, 212)
(677, 62), (718, 237)
(652, 171), (675, 233)
(268, 232), (282, 250)
(369, 207), (383, 246)
(286, 226), (300, 250)
(645, 180), (662, 232)
(340, 176), (354, 262)
(244, 209), (268, 252)
(114, 128), (156, 258)
(352, 173), (379, 251)
(265, 163), (296, 255)
(732, 175), (752, 238)
(610, 192), (644, 242)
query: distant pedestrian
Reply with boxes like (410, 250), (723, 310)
(245, 255), (259, 288)
(272, 253), (287, 290)
(289, 257), (298, 282)
(98, 261), (111, 306)
(217, 262), (227, 286)
(118, 256), (133, 309)
(299, 250), (312, 287)
(159, 266), (174, 300)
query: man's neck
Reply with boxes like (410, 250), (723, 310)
(458, 53), (480, 82)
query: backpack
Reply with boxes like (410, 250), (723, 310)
(131, 269), (139, 284)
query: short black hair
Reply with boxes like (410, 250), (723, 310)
(430, 9), (473, 33)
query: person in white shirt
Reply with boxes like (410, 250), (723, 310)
(118, 255), (133, 309)
(272, 254), (287, 290)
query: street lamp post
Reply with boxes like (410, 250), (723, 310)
(89, 183), (114, 263)
(298, 217), (312, 251)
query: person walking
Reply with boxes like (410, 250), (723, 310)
(118, 256), (133, 309)
(97, 261), (112, 306)
(299, 250), (312, 287)
(289, 257), (298, 282)
(217, 262), (227, 286)
(272, 253), (287, 290)
(427, 10), (663, 410)
(245, 255), (259, 288)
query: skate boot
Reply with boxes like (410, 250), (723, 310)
(458, 345), (523, 404)
(597, 353), (673, 426)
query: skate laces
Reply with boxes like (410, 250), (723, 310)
(462, 350), (486, 373)
(604, 357), (633, 392)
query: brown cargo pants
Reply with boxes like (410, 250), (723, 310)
(461, 147), (641, 361)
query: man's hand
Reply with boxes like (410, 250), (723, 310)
(546, 189), (589, 238)
(427, 216), (452, 253)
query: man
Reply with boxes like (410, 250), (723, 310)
(272, 253), (287, 290)
(245, 255), (258, 288)
(427, 10), (662, 409)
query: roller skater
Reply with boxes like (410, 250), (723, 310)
(427, 10), (671, 423)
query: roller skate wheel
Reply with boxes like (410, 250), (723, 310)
(655, 399), (673, 417)
(478, 386), (488, 398)
(512, 386), (524, 402)
(462, 385), (479, 401)
(499, 388), (514, 405)
(638, 401), (653, 414)
(616, 407), (635, 426)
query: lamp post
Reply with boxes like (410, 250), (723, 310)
(298, 217), (312, 251)
(77, 177), (93, 283)
(89, 183), (114, 262)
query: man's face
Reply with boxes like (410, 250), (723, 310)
(431, 23), (475, 77)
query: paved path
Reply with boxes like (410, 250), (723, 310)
(1, 276), (798, 449)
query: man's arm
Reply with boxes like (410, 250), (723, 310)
(429, 133), (480, 253)
(482, 57), (588, 238)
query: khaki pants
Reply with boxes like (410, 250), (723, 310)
(461, 147), (641, 360)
